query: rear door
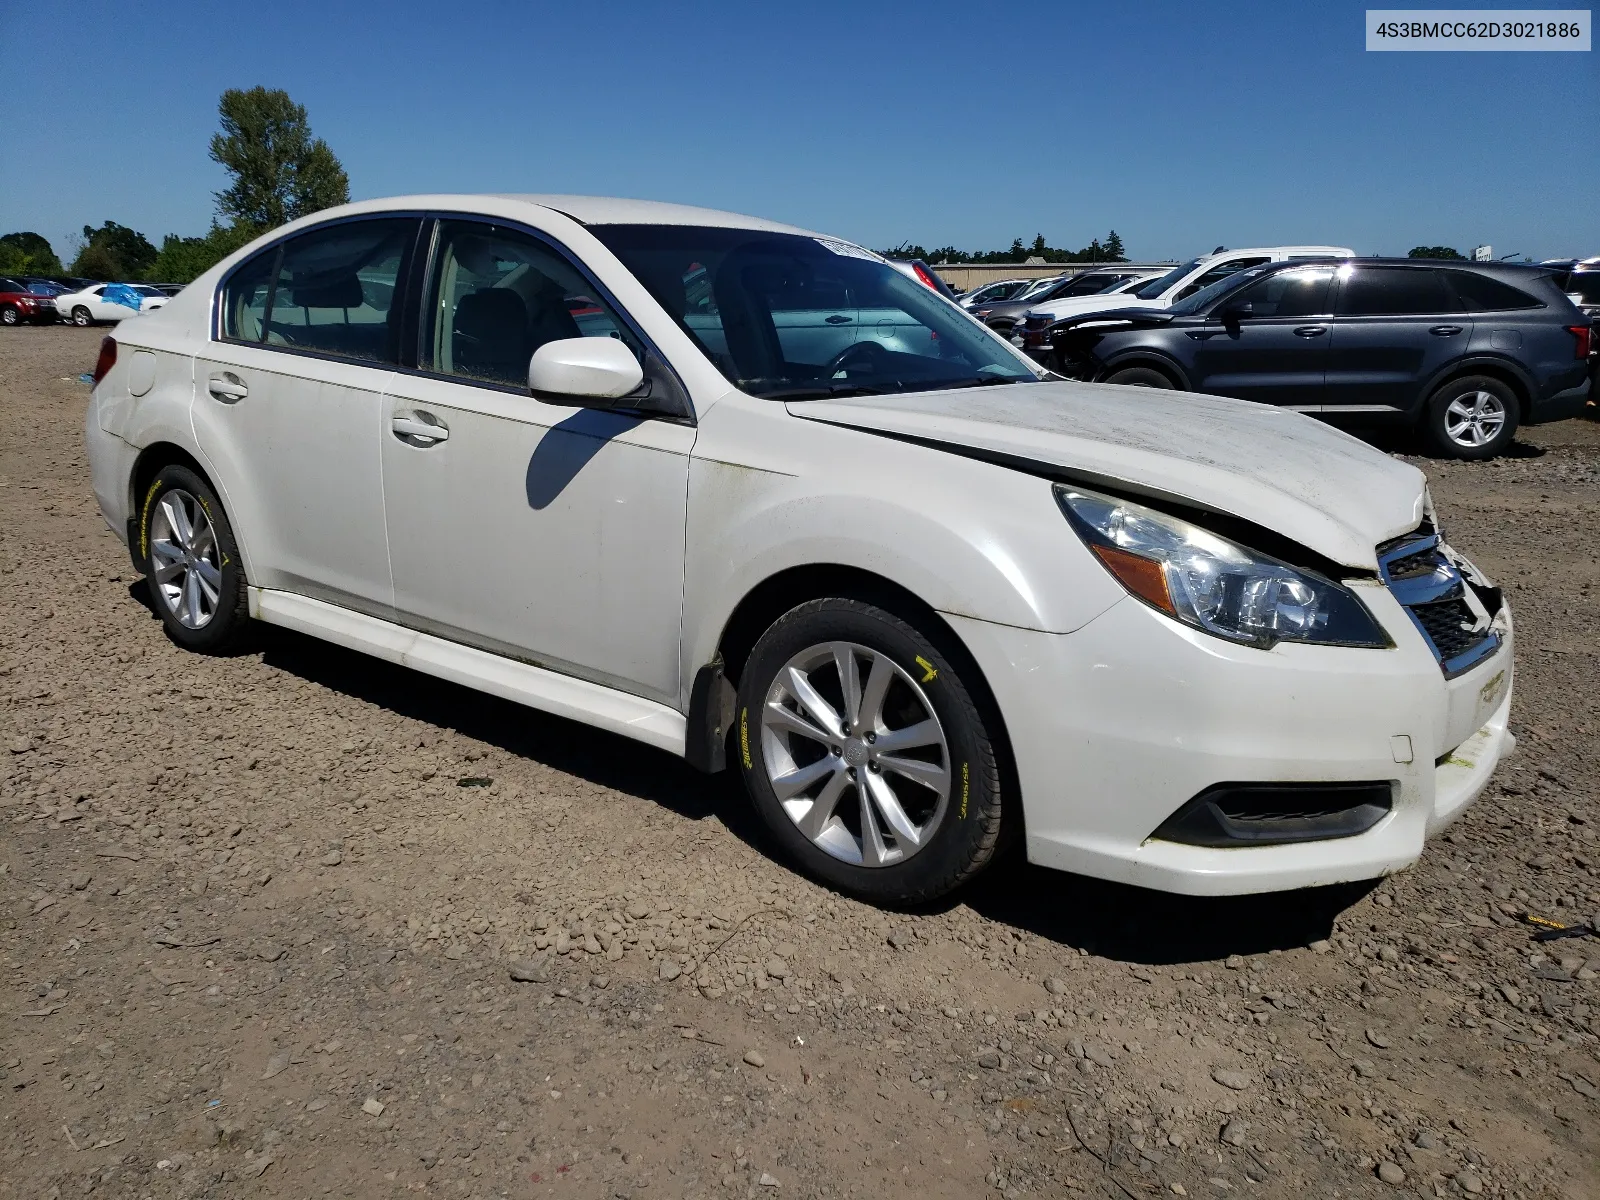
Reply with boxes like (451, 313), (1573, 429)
(190, 216), (419, 616)
(1186, 265), (1335, 408)
(1324, 265), (1471, 413)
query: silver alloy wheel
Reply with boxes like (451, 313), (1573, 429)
(760, 641), (951, 868)
(148, 488), (223, 629)
(72, 307), (91, 326)
(1443, 389), (1507, 448)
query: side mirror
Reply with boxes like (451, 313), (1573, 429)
(1220, 301), (1256, 323)
(528, 337), (645, 405)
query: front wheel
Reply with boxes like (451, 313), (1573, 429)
(1103, 366), (1174, 389)
(735, 598), (1007, 904)
(71, 306), (93, 327)
(138, 465), (252, 653)
(0, 306), (17, 326)
(1424, 375), (1518, 459)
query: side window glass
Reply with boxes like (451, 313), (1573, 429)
(1335, 268), (1457, 316)
(221, 248), (277, 341)
(1227, 266), (1334, 318)
(1443, 270), (1542, 312)
(425, 220), (644, 387)
(265, 218), (414, 362)
(1175, 257), (1269, 301)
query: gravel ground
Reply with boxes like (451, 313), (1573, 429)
(2, 326), (1597, 1200)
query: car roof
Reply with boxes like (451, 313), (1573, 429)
(1196, 246), (1354, 263)
(489, 194), (820, 234)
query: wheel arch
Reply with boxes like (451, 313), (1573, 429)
(1421, 357), (1534, 421)
(1096, 351), (1190, 389)
(689, 563), (1017, 799)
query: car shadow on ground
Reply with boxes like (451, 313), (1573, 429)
(956, 861), (1374, 967)
(131, 585), (1375, 965)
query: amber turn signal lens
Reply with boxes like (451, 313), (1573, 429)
(1092, 544), (1174, 614)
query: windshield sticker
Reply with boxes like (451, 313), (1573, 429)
(813, 238), (886, 264)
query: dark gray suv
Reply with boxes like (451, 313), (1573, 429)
(1043, 259), (1594, 458)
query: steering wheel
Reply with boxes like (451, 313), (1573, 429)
(823, 339), (890, 379)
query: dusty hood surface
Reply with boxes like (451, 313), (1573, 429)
(788, 381), (1427, 570)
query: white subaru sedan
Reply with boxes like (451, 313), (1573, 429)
(84, 195), (1515, 903)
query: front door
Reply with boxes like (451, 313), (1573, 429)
(1187, 264), (1336, 408)
(379, 218), (694, 706)
(1324, 265), (1473, 412)
(190, 216), (419, 616)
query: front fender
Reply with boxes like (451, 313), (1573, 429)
(680, 397), (1126, 694)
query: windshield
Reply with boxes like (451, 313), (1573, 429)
(1165, 265), (1270, 314)
(1569, 273), (1600, 304)
(1097, 275), (1143, 294)
(590, 225), (1046, 400)
(1133, 261), (1196, 300)
(1017, 275), (1063, 299)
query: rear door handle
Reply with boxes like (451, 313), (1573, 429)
(207, 372), (248, 402)
(1429, 325), (1464, 336)
(391, 411), (450, 445)
(824, 314), (852, 324)
(1293, 326), (1327, 338)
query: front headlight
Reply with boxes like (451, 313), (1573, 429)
(1056, 485), (1390, 649)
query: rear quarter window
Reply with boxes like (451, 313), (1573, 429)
(1444, 270), (1543, 312)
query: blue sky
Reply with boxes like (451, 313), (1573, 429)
(2, 1), (1594, 265)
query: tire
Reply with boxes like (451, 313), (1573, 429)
(735, 598), (1007, 904)
(1103, 366), (1174, 389)
(0, 306), (17, 326)
(137, 464), (252, 653)
(71, 306), (93, 327)
(1424, 375), (1519, 459)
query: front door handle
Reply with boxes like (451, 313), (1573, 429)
(391, 411), (450, 445)
(1430, 325), (1464, 336)
(1293, 326), (1327, 338)
(824, 314), (852, 325)
(207, 372), (248, 402)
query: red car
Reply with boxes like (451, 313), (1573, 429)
(0, 276), (58, 326)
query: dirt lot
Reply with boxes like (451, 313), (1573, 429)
(2, 326), (1597, 1200)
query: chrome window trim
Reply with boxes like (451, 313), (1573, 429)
(209, 210), (429, 369)
(406, 212), (694, 422)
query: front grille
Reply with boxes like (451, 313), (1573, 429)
(1410, 598), (1485, 660)
(1377, 528), (1502, 677)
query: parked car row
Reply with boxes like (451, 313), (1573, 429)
(1022, 257), (1594, 459)
(0, 276), (177, 326)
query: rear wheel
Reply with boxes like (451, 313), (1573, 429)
(138, 465), (252, 653)
(1424, 375), (1518, 459)
(1103, 366), (1174, 389)
(735, 598), (1007, 904)
(71, 306), (93, 327)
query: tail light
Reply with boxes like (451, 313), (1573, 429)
(92, 336), (117, 385)
(1567, 324), (1593, 359)
(911, 262), (941, 292)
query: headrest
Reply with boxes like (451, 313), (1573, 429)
(289, 271), (364, 309)
(454, 288), (528, 340)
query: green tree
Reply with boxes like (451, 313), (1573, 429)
(210, 86), (349, 230)
(149, 223), (262, 284)
(1408, 245), (1466, 260)
(1104, 230), (1125, 261)
(70, 221), (158, 280)
(0, 232), (64, 275)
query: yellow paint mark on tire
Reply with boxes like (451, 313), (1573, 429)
(138, 479), (162, 559)
(739, 707), (752, 770)
(915, 655), (938, 684)
(959, 762), (969, 819)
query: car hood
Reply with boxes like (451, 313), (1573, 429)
(787, 381), (1426, 570)
(1027, 295), (1165, 322)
